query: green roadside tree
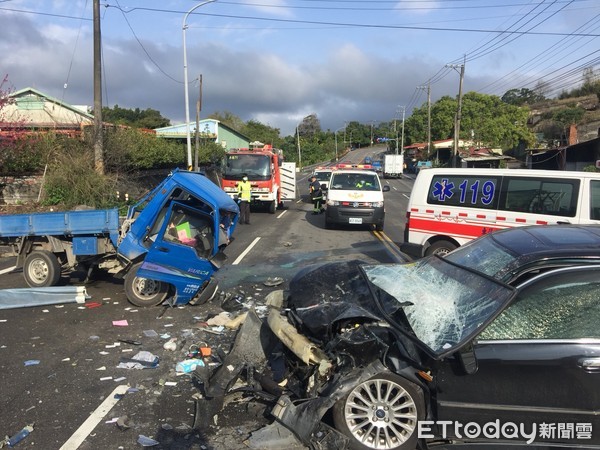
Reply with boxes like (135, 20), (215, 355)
(241, 120), (283, 147)
(100, 105), (170, 129)
(404, 92), (535, 152)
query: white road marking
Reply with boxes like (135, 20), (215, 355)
(277, 210), (287, 219)
(59, 384), (129, 450)
(232, 236), (261, 265)
(0, 266), (15, 275)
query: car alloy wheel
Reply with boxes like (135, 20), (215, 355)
(333, 373), (423, 450)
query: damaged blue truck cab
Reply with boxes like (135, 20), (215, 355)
(0, 169), (239, 307)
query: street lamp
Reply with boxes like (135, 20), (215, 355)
(183, 0), (216, 170)
(335, 126), (345, 162)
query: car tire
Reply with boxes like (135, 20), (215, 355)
(424, 240), (457, 257)
(124, 262), (170, 307)
(375, 222), (384, 232)
(325, 218), (334, 229)
(332, 373), (424, 450)
(24, 250), (61, 287)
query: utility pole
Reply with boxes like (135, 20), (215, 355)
(400, 106), (406, 156)
(296, 126), (302, 169)
(393, 117), (398, 154)
(93, 0), (103, 175)
(418, 83), (432, 161)
(447, 56), (465, 168)
(194, 74), (202, 172)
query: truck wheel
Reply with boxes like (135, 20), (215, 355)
(268, 200), (276, 214)
(24, 250), (61, 287)
(332, 373), (424, 450)
(124, 262), (169, 307)
(425, 240), (457, 257)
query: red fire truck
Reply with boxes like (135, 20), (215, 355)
(221, 144), (296, 213)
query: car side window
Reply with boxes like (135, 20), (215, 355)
(478, 267), (600, 340)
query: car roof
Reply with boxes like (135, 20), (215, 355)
(490, 224), (600, 257)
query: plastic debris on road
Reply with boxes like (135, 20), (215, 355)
(0, 286), (89, 310)
(117, 351), (159, 369)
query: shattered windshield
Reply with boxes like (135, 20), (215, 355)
(361, 257), (515, 357)
(444, 234), (517, 280)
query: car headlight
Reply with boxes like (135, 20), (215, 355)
(371, 201), (384, 207)
(327, 200), (339, 206)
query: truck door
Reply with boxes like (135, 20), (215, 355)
(137, 203), (218, 305)
(280, 162), (297, 201)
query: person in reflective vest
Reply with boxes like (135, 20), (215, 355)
(309, 175), (325, 215)
(237, 175), (252, 225)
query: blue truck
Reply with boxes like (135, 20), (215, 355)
(0, 169), (239, 307)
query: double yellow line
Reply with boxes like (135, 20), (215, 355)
(372, 230), (409, 262)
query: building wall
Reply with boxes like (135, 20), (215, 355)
(218, 127), (249, 150)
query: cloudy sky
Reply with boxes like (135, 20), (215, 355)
(1, 0), (599, 136)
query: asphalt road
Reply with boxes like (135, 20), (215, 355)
(0, 146), (416, 450)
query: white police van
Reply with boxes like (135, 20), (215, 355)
(325, 168), (390, 230)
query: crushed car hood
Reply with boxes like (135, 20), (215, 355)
(287, 258), (517, 359)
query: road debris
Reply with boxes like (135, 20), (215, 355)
(117, 351), (159, 369)
(0, 286), (89, 310)
(0, 423), (34, 448)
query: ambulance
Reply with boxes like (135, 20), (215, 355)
(401, 168), (600, 258)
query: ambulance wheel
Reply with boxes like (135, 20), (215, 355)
(24, 250), (61, 287)
(425, 240), (457, 257)
(124, 262), (169, 307)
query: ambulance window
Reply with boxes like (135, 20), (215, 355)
(427, 175), (500, 209)
(501, 177), (578, 217)
(591, 180), (600, 220)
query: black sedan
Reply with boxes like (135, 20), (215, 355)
(202, 225), (600, 450)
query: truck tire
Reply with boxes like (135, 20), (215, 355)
(124, 262), (169, 307)
(268, 200), (276, 214)
(24, 250), (61, 287)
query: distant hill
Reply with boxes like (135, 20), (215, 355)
(528, 94), (600, 144)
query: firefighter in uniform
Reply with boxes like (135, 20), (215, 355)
(309, 175), (325, 215)
(237, 175), (252, 224)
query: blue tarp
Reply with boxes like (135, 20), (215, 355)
(0, 286), (89, 309)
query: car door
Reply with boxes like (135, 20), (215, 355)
(435, 266), (600, 447)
